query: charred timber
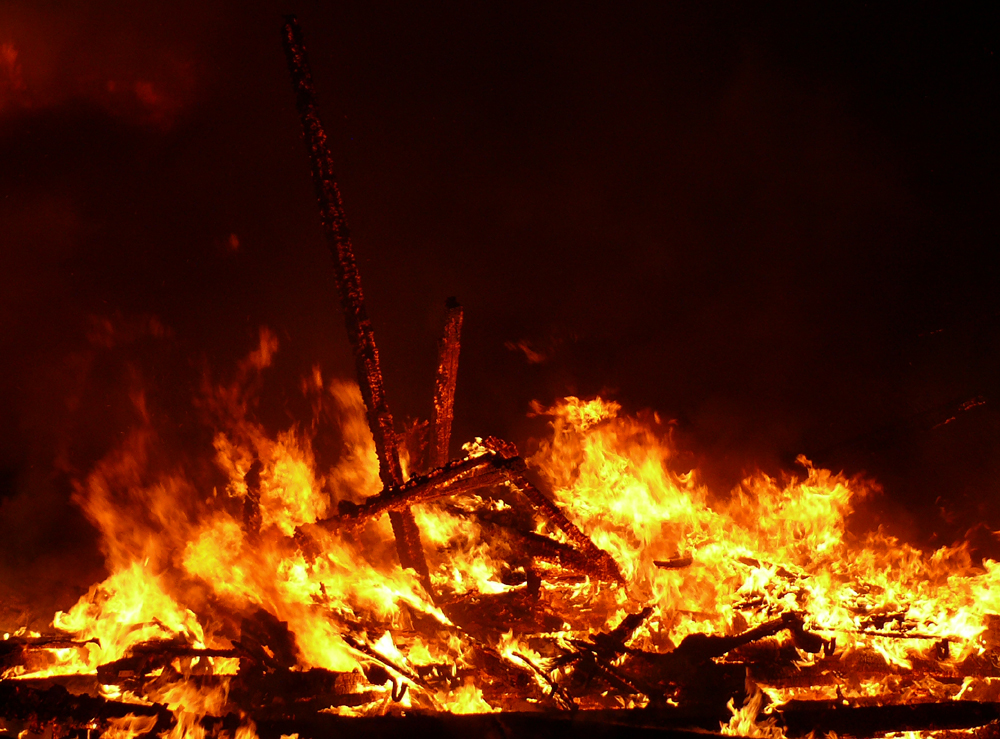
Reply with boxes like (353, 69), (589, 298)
(252, 712), (741, 739)
(97, 645), (239, 687)
(630, 612), (826, 680)
(779, 699), (1000, 738)
(0, 635), (98, 673)
(280, 15), (402, 493)
(243, 455), (263, 541)
(430, 297), (463, 469)
(0, 680), (170, 727)
(654, 556), (694, 570)
(281, 16), (432, 594)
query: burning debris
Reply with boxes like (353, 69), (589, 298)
(6, 15), (1000, 739)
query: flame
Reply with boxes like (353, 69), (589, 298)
(9, 337), (1000, 729)
(100, 713), (159, 739)
(721, 679), (781, 738)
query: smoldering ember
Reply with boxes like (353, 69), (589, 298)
(4, 15), (1000, 739)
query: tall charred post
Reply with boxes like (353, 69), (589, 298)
(280, 16), (433, 594)
(430, 297), (464, 469)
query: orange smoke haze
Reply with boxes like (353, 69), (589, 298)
(0, 3), (201, 127)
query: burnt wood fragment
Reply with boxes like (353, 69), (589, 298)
(237, 609), (299, 674)
(654, 557), (694, 570)
(0, 680), (170, 729)
(779, 699), (1000, 738)
(96, 642), (238, 688)
(503, 461), (624, 583)
(627, 611), (826, 698)
(243, 455), (263, 541)
(430, 297), (463, 470)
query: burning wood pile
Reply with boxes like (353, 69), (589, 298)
(5, 16), (1000, 739)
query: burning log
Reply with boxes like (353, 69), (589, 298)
(281, 16), (434, 596)
(250, 711), (741, 739)
(334, 452), (510, 521)
(430, 297), (463, 470)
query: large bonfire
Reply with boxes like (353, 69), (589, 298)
(4, 15), (1000, 739)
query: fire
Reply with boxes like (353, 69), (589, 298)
(5, 330), (1000, 735)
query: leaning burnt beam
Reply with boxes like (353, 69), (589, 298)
(430, 297), (463, 469)
(486, 523), (601, 574)
(280, 15), (401, 491)
(280, 16), (432, 594)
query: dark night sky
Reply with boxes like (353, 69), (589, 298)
(1, 2), (999, 619)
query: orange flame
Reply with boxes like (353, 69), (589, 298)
(8, 335), (1000, 726)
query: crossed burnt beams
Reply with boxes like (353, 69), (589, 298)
(281, 16), (623, 599)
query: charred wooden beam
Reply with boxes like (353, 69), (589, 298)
(496, 526), (598, 574)
(631, 611), (824, 681)
(779, 699), (1000, 738)
(281, 14), (402, 494)
(591, 607), (654, 658)
(334, 453), (508, 522)
(0, 680), (170, 727)
(281, 16), (432, 595)
(0, 634), (97, 673)
(430, 297), (463, 470)
(253, 711), (742, 739)
(342, 634), (427, 689)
